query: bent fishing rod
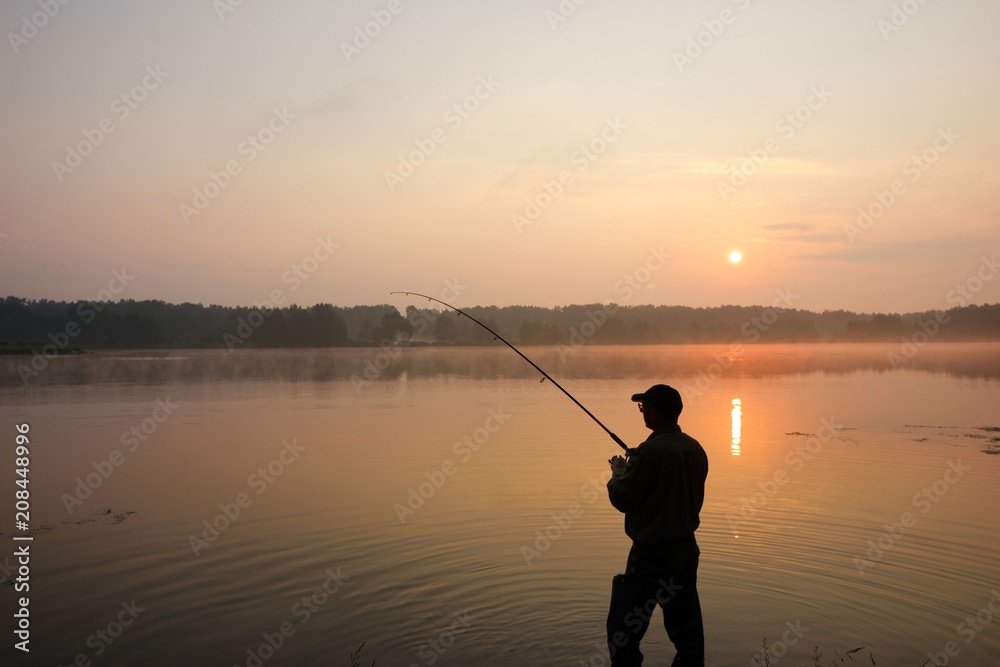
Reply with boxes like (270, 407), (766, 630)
(391, 292), (628, 452)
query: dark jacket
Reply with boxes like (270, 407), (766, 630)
(607, 424), (708, 544)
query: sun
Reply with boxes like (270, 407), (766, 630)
(729, 250), (742, 264)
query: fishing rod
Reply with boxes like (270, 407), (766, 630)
(391, 292), (628, 452)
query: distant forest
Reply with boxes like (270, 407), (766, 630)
(1, 296), (999, 352)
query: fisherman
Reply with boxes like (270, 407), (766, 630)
(606, 384), (708, 667)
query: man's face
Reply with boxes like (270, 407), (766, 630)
(639, 402), (655, 429)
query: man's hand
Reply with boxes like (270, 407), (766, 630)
(609, 455), (629, 477)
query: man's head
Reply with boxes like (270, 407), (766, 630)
(631, 384), (683, 429)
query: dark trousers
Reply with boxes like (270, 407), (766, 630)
(606, 536), (704, 667)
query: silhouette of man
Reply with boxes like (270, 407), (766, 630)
(606, 384), (708, 667)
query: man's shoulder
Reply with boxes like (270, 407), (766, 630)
(640, 429), (706, 460)
(645, 427), (702, 447)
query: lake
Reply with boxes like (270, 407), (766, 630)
(1, 344), (998, 666)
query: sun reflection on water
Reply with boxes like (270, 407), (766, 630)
(731, 397), (742, 456)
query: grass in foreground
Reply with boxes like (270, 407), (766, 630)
(751, 638), (875, 667)
(350, 642), (375, 667)
(349, 637), (882, 666)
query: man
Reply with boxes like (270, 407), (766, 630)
(606, 384), (708, 667)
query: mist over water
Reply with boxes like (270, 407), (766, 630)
(3, 342), (999, 387)
(1, 343), (998, 666)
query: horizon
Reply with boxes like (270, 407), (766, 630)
(5, 292), (999, 319)
(2, 1), (999, 314)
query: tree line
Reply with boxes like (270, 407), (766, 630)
(1, 296), (998, 352)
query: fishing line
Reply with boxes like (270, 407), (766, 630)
(391, 292), (628, 451)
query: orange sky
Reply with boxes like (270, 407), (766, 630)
(1, 0), (998, 313)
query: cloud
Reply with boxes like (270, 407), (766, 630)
(677, 157), (842, 177)
(752, 222), (841, 245)
(294, 77), (397, 118)
(486, 147), (565, 199)
(786, 232), (845, 244)
(794, 238), (989, 263)
(762, 222), (815, 232)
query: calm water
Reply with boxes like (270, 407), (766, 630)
(1, 344), (998, 666)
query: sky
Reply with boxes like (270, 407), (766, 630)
(1, 0), (998, 314)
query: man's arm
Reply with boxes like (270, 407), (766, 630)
(606, 449), (654, 514)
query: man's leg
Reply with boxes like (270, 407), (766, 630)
(660, 541), (704, 666)
(607, 548), (655, 667)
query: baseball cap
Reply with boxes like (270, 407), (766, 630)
(630, 384), (683, 412)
